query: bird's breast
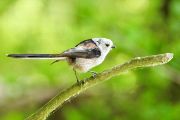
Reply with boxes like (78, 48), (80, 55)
(69, 57), (104, 72)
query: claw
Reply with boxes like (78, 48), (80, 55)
(89, 71), (98, 78)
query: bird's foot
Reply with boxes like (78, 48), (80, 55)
(89, 71), (98, 78)
(76, 79), (85, 88)
(76, 78), (80, 84)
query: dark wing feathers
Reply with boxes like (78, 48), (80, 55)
(59, 48), (101, 58)
(59, 39), (101, 58)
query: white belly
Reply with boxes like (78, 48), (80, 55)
(74, 57), (104, 72)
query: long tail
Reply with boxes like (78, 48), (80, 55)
(7, 54), (66, 60)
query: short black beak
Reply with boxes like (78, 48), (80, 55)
(111, 45), (116, 49)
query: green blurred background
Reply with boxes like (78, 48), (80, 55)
(0, 0), (180, 120)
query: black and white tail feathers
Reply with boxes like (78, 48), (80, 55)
(7, 54), (66, 60)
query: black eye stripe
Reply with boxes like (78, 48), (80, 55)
(105, 44), (110, 47)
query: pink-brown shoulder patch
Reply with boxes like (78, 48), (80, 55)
(76, 39), (98, 49)
(84, 42), (97, 49)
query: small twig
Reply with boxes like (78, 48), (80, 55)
(26, 53), (173, 120)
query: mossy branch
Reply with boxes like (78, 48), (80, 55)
(26, 53), (173, 120)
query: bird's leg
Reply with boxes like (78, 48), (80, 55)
(51, 60), (60, 65)
(73, 68), (80, 84)
(89, 71), (98, 78)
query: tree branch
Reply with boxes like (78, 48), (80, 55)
(26, 53), (173, 120)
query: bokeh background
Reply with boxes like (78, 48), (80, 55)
(0, 0), (180, 120)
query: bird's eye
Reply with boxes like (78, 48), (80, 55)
(105, 44), (110, 47)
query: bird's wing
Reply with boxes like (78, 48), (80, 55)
(59, 39), (101, 58)
(59, 47), (101, 58)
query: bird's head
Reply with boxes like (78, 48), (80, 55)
(92, 38), (115, 56)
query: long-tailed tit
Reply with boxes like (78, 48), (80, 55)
(8, 38), (115, 83)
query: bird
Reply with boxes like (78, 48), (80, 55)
(7, 38), (115, 83)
